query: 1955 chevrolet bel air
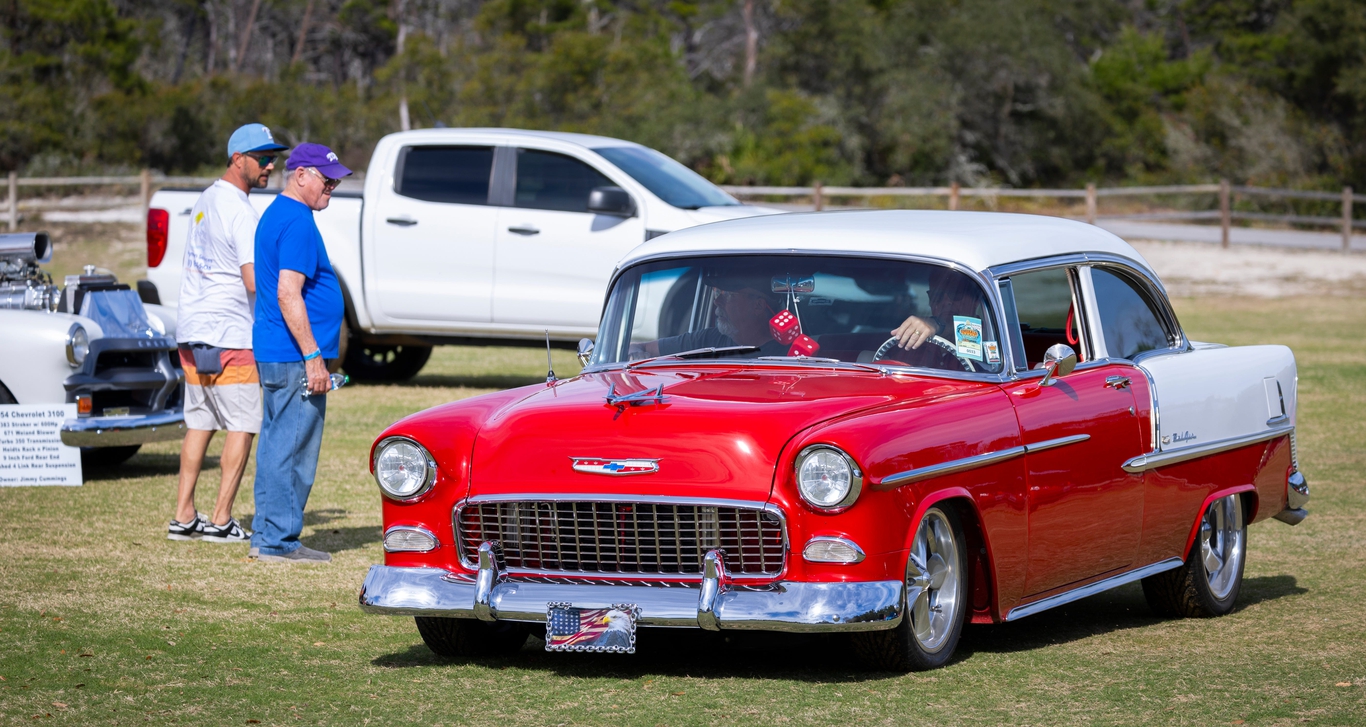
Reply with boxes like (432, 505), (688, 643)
(358, 210), (1308, 670)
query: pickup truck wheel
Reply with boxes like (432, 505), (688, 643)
(414, 617), (528, 658)
(80, 445), (141, 467)
(342, 342), (432, 382)
(852, 506), (967, 671)
(1142, 493), (1246, 618)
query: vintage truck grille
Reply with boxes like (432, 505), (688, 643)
(456, 500), (786, 578)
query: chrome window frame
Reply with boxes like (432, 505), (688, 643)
(586, 249), (1018, 383)
(451, 493), (790, 582)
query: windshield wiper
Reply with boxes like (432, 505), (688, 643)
(627, 346), (761, 368)
(754, 356), (884, 373)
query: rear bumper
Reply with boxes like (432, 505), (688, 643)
(60, 409), (186, 447)
(1274, 470), (1310, 525)
(358, 564), (904, 633)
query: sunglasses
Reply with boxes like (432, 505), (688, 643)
(304, 166), (340, 191)
(245, 153), (276, 167)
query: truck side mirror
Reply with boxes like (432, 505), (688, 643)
(587, 187), (635, 217)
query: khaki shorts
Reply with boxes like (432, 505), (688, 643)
(179, 346), (263, 433)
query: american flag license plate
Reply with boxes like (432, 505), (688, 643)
(544, 602), (639, 653)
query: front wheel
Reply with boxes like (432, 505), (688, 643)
(1142, 493), (1246, 618)
(414, 617), (529, 658)
(852, 505), (968, 671)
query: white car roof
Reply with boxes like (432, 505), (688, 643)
(618, 210), (1155, 275)
(395, 128), (639, 149)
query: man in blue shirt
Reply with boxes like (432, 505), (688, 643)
(249, 143), (349, 562)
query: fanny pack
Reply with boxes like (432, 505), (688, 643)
(187, 343), (224, 375)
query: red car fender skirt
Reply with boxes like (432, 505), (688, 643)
(902, 488), (1001, 624)
(1180, 484), (1259, 559)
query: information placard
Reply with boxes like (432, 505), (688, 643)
(0, 404), (83, 486)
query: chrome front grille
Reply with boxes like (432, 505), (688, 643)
(456, 500), (786, 578)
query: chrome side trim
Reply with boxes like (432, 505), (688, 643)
(874, 446), (1026, 490)
(358, 565), (904, 633)
(1024, 434), (1091, 453)
(874, 435), (1089, 490)
(1121, 424), (1295, 473)
(382, 525), (439, 553)
(1004, 557), (1184, 621)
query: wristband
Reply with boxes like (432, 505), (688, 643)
(303, 349), (321, 361)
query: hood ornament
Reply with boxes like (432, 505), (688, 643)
(571, 457), (661, 476)
(604, 383), (667, 419)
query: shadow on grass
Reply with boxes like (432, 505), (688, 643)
(82, 450), (182, 480)
(369, 575), (1306, 678)
(302, 525), (380, 553)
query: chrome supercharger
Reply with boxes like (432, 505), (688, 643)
(0, 231), (61, 311)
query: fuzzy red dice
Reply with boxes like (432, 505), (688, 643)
(769, 310), (801, 344)
(787, 334), (820, 357)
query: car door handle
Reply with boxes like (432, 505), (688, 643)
(507, 225), (541, 236)
(1105, 375), (1131, 390)
(386, 216), (418, 227)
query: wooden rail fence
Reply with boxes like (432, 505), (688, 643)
(4, 172), (1360, 252)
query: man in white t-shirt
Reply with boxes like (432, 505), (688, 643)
(168, 123), (288, 544)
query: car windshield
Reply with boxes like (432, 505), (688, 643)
(592, 254), (1004, 375)
(593, 146), (740, 209)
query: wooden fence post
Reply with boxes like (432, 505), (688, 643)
(7, 171), (16, 232)
(1219, 179), (1231, 249)
(948, 181), (960, 211)
(1085, 183), (1097, 224)
(813, 181), (823, 212)
(140, 169), (152, 216)
(1343, 186), (1353, 252)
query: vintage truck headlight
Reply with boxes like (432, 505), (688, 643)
(373, 437), (437, 500)
(65, 324), (89, 368)
(795, 445), (863, 511)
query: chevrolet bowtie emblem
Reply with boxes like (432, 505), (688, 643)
(570, 457), (660, 475)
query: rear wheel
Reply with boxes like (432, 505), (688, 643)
(414, 617), (529, 658)
(1142, 493), (1246, 618)
(853, 506), (968, 671)
(342, 340), (432, 382)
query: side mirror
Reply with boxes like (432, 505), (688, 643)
(577, 338), (595, 366)
(1039, 343), (1077, 387)
(587, 186), (635, 217)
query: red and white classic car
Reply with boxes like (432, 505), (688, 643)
(359, 211), (1309, 670)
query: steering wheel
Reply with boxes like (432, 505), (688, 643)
(872, 334), (976, 373)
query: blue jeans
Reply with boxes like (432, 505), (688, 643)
(251, 361), (327, 555)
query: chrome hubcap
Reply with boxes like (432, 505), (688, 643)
(906, 510), (959, 652)
(1200, 494), (1244, 600)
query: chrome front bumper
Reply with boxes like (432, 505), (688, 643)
(360, 547), (903, 633)
(60, 409), (186, 448)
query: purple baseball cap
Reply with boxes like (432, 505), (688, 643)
(285, 143), (353, 178)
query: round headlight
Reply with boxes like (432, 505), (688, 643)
(66, 324), (89, 368)
(373, 437), (436, 500)
(795, 445), (863, 510)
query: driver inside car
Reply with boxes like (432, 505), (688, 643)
(886, 267), (989, 352)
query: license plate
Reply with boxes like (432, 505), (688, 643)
(545, 602), (639, 653)
(102, 407), (131, 417)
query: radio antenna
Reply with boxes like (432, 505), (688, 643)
(545, 331), (557, 383)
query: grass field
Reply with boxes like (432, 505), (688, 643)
(1, 294), (1363, 726)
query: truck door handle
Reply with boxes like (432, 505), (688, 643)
(1105, 375), (1131, 390)
(507, 225), (540, 236)
(386, 216), (418, 226)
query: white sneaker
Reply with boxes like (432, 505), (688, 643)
(201, 517), (251, 543)
(167, 512), (207, 541)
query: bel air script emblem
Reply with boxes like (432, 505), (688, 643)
(571, 457), (660, 476)
(1162, 431), (1198, 445)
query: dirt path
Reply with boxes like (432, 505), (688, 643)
(1132, 239), (1366, 297)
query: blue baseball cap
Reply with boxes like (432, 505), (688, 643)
(226, 123), (288, 160)
(285, 143), (353, 178)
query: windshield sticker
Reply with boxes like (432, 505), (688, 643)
(953, 316), (984, 361)
(984, 341), (1001, 364)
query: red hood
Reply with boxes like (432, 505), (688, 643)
(468, 366), (908, 502)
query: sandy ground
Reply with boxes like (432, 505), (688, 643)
(1131, 239), (1366, 297)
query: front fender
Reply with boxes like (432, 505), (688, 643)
(0, 310), (103, 404)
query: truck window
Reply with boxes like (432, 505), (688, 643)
(1090, 266), (1172, 360)
(514, 149), (613, 213)
(395, 146), (494, 204)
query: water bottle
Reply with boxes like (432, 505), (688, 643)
(301, 372), (349, 398)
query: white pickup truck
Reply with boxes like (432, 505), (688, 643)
(144, 128), (778, 380)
